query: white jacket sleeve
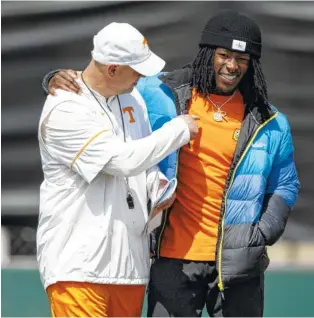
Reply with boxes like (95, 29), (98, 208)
(100, 117), (189, 178)
(42, 101), (190, 183)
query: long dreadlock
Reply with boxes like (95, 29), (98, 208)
(191, 46), (269, 109)
(191, 47), (216, 95)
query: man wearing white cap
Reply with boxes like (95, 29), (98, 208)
(37, 22), (198, 317)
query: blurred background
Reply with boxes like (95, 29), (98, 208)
(1, 1), (314, 317)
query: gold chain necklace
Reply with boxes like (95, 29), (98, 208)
(206, 91), (235, 122)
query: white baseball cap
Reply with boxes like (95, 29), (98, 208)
(91, 22), (165, 77)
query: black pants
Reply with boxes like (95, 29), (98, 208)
(147, 257), (264, 317)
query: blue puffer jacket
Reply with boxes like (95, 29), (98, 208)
(136, 67), (300, 289)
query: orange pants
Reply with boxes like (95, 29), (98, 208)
(46, 281), (146, 317)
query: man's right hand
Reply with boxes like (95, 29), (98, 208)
(177, 115), (200, 140)
(48, 69), (81, 95)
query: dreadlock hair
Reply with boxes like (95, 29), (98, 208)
(191, 46), (269, 110)
(191, 46), (216, 96)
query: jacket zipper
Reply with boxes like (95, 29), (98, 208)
(156, 84), (187, 258)
(156, 148), (181, 258)
(217, 112), (278, 291)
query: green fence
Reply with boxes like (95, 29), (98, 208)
(2, 269), (314, 317)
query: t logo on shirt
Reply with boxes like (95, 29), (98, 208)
(123, 106), (136, 123)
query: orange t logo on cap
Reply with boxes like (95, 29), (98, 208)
(142, 37), (149, 48)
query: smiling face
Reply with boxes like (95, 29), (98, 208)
(213, 47), (250, 94)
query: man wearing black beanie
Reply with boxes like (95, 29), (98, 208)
(43, 10), (299, 317)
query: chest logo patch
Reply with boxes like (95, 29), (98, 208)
(233, 129), (240, 141)
(122, 106), (136, 123)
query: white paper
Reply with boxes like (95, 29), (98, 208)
(143, 178), (177, 235)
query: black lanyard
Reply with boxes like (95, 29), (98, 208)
(81, 73), (135, 209)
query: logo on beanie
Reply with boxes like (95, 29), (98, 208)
(232, 40), (246, 52)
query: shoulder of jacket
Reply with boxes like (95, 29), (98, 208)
(136, 73), (165, 95)
(129, 86), (144, 100)
(44, 91), (92, 115)
(160, 66), (192, 88)
(270, 105), (291, 132)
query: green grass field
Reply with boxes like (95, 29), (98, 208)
(2, 268), (314, 317)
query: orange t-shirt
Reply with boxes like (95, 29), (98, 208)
(160, 89), (244, 261)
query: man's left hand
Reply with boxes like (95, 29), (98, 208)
(151, 193), (176, 217)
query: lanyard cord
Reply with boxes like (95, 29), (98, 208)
(81, 73), (132, 196)
(117, 97), (126, 143)
(81, 73), (116, 130)
(81, 74), (126, 141)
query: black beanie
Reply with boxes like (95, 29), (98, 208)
(199, 10), (262, 58)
